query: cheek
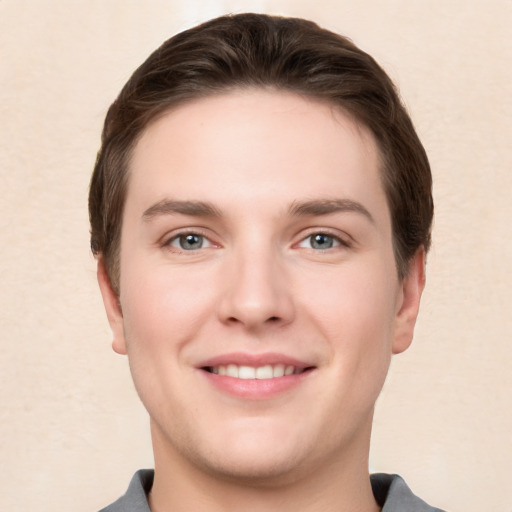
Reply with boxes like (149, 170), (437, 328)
(302, 262), (398, 340)
(120, 267), (216, 353)
(299, 262), (399, 395)
(118, 267), (215, 418)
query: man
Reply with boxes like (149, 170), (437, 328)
(90, 13), (444, 512)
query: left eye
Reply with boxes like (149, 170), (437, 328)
(298, 233), (341, 250)
(169, 233), (211, 250)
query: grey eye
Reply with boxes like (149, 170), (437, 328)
(298, 233), (341, 250)
(309, 234), (335, 249)
(174, 234), (204, 250)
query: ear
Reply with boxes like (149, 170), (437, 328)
(96, 257), (127, 355)
(392, 248), (426, 355)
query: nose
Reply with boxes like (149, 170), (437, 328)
(216, 245), (295, 331)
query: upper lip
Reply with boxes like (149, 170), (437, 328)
(197, 352), (314, 370)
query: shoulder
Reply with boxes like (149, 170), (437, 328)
(99, 470), (446, 512)
(371, 473), (447, 512)
(98, 469), (154, 512)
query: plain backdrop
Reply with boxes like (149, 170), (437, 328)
(1, 1), (511, 511)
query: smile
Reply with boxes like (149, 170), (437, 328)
(205, 364), (305, 379)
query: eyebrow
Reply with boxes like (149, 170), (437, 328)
(288, 198), (374, 223)
(142, 197), (374, 223)
(142, 199), (222, 220)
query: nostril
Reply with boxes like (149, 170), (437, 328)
(268, 316), (280, 322)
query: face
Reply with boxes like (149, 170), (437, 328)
(98, 90), (424, 483)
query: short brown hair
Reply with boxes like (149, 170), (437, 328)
(89, 13), (433, 294)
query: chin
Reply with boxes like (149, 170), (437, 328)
(196, 449), (307, 487)
(169, 420), (311, 486)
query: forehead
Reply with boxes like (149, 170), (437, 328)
(126, 89), (387, 223)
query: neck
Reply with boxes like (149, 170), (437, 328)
(148, 421), (380, 512)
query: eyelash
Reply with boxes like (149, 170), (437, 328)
(162, 230), (215, 252)
(296, 231), (351, 251)
(162, 229), (350, 253)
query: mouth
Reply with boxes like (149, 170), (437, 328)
(203, 364), (311, 380)
(198, 353), (316, 398)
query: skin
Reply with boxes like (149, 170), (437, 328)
(98, 90), (425, 512)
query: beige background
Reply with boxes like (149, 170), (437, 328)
(1, 1), (511, 511)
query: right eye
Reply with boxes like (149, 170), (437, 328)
(297, 232), (346, 251)
(167, 233), (212, 251)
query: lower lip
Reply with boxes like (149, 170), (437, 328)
(200, 369), (313, 400)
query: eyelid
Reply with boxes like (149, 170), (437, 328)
(294, 228), (352, 249)
(161, 227), (219, 251)
(159, 227), (352, 251)
(170, 234), (213, 250)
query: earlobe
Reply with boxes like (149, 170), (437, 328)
(96, 258), (127, 355)
(392, 248), (426, 355)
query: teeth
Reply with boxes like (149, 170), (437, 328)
(273, 364), (285, 378)
(239, 366), (255, 379)
(255, 365), (272, 379)
(285, 365), (294, 376)
(226, 364), (239, 378)
(209, 364), (301, 379)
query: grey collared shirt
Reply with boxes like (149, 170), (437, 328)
(99, 469), (447, 511)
